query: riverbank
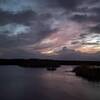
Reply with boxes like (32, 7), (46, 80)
(73, 65), (100, 82)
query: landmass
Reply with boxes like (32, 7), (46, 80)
(73, 65), (100, 82)
(0, 58), (100, 82)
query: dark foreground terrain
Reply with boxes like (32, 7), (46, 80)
(0, 59), (100, 82)
(0, 59), (100, 67)
(73, 65), (100, 82)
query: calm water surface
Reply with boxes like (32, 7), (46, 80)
(0, 65), (100, 100)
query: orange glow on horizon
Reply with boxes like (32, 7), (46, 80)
(37, 48), (58, 55)
(75, 45), (100, 54)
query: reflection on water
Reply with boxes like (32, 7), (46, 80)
(0, 65), (100, 100)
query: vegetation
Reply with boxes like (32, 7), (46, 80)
(0, 58), (100, 75)
(73, 65), (100, 82)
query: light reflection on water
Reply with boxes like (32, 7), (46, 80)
(0, 65), (100, 100)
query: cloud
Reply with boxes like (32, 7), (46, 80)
(0, 23), (30, 36)
(57, 0), (84, 11)
(52, 47), (100, 61)
(0, 0), (100, 60)
(0, 6), (57, 47)
(0, 9), (36, 25)
(89, 24), (100, 33)
(70, 14), (89, 23)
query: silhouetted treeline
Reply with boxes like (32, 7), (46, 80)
(0, 59), (100, 66)
(73, 65), (100, 82)
(0, 59), (100, 80)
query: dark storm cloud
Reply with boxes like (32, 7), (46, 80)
(90, 7), (100, 14)
(70, 14), (89, 23)
(69, 9), (96, 23)
(0, 9), (36, 25)
(0, 23), (56, 48)
(0, 0), (91, 13)
(0, 0), (100, 59)
(0, 0), (99, 25)
(0, 12), (57, 50)
(0, 5), (56, 48)
(57, 0), (100, 24)
(70, 13), (100, 24)
(0, 48), (44, 59)
(57, 0), (84, 11)
(89, 24), (100, 33)
(0, 34), (29, 48)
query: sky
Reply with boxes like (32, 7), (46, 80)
(0, 0), (100, 60)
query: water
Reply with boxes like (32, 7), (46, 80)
(0, 65), (100, 100)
